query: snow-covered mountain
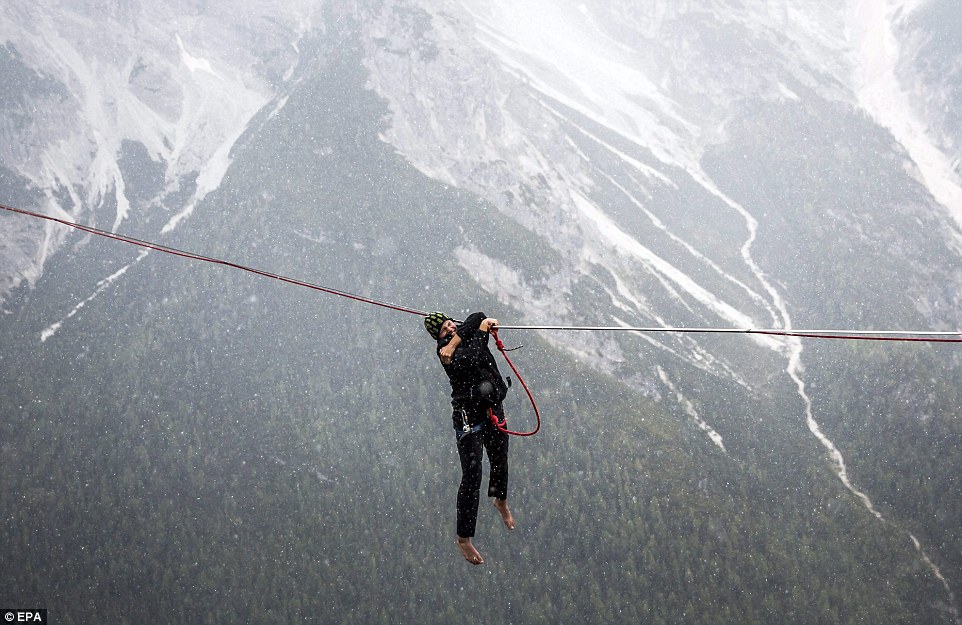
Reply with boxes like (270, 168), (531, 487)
(2, 1), (962, 622)
(0, 0), (317, 295)
(357, 0), (962, 482)
(4, 0), (960, 370)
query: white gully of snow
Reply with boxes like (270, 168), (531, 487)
(846, 1), (962, 612)
(458, 0), (823, 444)
(657, 366), (726, 453)
(41, 250), (149, 342)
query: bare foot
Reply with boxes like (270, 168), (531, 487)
(492, 497), (516, 530)
(456, 537), (484, 565)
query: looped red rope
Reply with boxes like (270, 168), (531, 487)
(488, 327), (541, 436)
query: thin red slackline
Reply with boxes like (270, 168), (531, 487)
(7, 202), (959, 343)
(2, 202), (543, 433)
(5, 201), (961, 439)
(750, 329), (962, 343)
(0, 203), (427, 317)
(496, 325), (962, 343)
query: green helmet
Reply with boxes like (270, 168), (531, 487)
(424, 311), (451, 340)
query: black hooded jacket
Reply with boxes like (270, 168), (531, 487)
(437, 312), (508, 412)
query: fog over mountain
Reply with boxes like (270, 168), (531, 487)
(2, 1), (961, 623)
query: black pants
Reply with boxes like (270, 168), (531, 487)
(454, 403), (509, 538)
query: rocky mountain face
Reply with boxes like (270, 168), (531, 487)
(0, 0), (317, 296)
(2, 1), (961, 623)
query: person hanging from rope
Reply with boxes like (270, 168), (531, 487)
(425, 311), (516, 565)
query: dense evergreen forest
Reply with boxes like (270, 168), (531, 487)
(2, 19), (958, 625)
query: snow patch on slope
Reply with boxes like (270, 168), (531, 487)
(41, 249), (149, 342)
(658, 366), (726, 452)
(847, 0), (962, 239)
(572, 191), (783, 351)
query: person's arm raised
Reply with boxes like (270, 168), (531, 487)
(439, 334), (461, 365)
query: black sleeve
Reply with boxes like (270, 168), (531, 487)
(457, 312), (486, 337)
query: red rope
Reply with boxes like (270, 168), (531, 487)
(488, 327), (541, 437)
(0, 203), (428, 317)
(4, 203), (960, 344)
(497, 325), (962, 343)
(12, 201), (961, 442)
